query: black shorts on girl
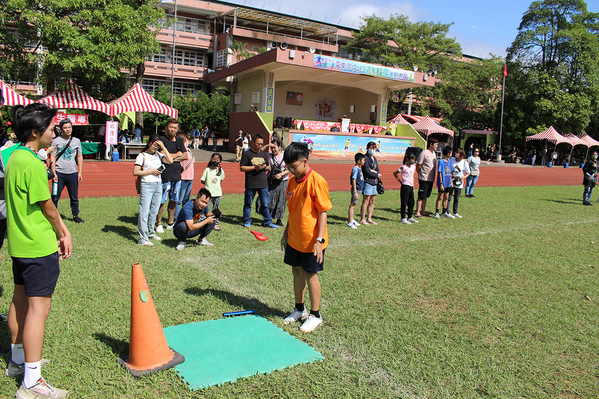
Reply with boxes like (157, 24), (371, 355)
(12, 252), (60, 296)
(284, 244), (324, 273)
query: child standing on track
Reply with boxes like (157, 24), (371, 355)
(393, 153), (417, 224)
(347, 152), (365, 229)
(281, 142), (332, 333)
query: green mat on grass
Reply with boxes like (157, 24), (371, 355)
(163, 315), (324, 389)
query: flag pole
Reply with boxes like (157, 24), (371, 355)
(170, 0), (178, 108)
(499, 62), (506, 161)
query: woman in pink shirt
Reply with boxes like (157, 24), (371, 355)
(177, 132), (195, 207)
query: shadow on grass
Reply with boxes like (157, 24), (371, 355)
(184, 287), (287, 319)
(328, 212), (394, 224)
(540, 198), (582, 205)
(101, 225), (137, 243)
(117, 215), (138, 225)
(93, 332), (129, 358)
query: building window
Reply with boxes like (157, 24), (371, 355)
(172, 82), (202, 96)
(175, 18), (209, 34)
(216, 50), (227, 67)
(142, 79), (166, 94)
(173, 50), (204, 67)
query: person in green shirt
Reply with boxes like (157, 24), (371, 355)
(5, 103), (72, 399)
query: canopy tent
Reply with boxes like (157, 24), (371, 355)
(401, 114), (442, 124)
(0, 80), (35, 106)
(37, 79), (111, 114)
(108, 84), (177, 119)
(411, 115), (454, 137)
(580, 133), (599, 148)
(563, 133), (588, 147)
(387, 114), (412, 125)
(525, 126), (572, 145)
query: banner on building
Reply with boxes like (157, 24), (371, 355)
(106, 121), (119, 145)
(313, 55), (415, 83)
(291, 133), (412, 160)
(314, 97), (337, 120)
(266, 88), (274, 112)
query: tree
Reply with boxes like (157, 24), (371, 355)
(0, 0), (165, 98)
(505, 0), (599, 140)
(229, 39), (252, 63)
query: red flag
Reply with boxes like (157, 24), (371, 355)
(503, 62), (508, 77)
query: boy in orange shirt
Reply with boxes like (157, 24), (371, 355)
(281, 142), (332, 333)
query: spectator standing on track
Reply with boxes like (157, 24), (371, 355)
(393, 153), (417, 225)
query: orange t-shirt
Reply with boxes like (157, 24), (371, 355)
(286, 169), (332, 253)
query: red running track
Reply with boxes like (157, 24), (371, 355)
(69, 161), (584, 199)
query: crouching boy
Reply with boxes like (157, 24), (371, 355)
(281, 142), (332, 333)
(174, 188), (216, 250)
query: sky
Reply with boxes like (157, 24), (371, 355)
(222, 0), (599, 58)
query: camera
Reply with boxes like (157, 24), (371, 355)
(157, 164), (165, 172)
(211, 208), (222, 219)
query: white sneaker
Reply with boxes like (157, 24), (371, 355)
(299, 314), (323, 333)
(148, 234), (161, 241)
(176, 241), (186, 251)
(138, 240), (154, 246)
(155, 225), (164, 234)
(166, 223), (174, 230)
(283, 308), (309, 325)
(400, 218), (411, 225)
(346, 222), (358, 229)
(408, 218), (419, 224)
(441, 213), (452, 218)
(15, 378), (68, 399)
(351, 219), (360, 227)
(448, 213), (456, 219)
(453, 213), (462, 218)
(199, 238), (214, 247)
(434, 213), (440, 219)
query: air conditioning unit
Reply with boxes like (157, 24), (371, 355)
(308, 47), (316, 54)
(269, 41), (278, 50)
(280, 42), (288, 50)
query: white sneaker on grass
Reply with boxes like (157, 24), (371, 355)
(15, 378), (68, 399)
(453, 213), (462, 218)
(283, 308), (309, 325)
(441, 213), (452, 218)
(408, 218), (419, 224)
(155, 225), (164, 234)
(5, 359), (50, 377)
(176, 241), (186, 251)
(148, 235), (161, 241)
(299, 314), (323, 333)
(434, 213), (440, 219)
(166, 223), (174, 230)
(400, 218), (411, 225)
(138, 240), (154, 247)
(351, 219), (360, 227)
(198, 238), (214, 247)
(346, 222), (357, 229)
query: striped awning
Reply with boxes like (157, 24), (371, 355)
(108, 84), (177, 119)
(563, 133), (588, 147)
(525, 126), (572, 145)
(411, 115), (454, 137)
(0, 80), (35, 106)
(387, 114), (412, 124)
(401, 114), (442, 124)
(37, 80), (110, 114)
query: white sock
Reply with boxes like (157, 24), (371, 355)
(24, 361), (41, 389)
(11, 343), (24, 365)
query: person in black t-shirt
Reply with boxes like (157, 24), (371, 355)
(239, 134), (278, 229)
(155, 119), (188, 233)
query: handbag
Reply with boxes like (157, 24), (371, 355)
(135, 153), (146, 195)
(377, 178), (385, 194)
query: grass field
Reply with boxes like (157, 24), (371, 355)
(0, 185), (597, 398)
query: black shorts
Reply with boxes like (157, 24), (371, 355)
(438, 186), (452, 194)
(284, 244), (324, 274)
(418, 180), (434, 200)
(12, 252), (60, 297)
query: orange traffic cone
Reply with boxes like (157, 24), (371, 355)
(118, 263), (184, 378)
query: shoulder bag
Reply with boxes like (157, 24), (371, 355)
(135, 153), (146, 195)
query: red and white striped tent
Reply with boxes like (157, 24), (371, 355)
(37, 79), (110, 114)
(387, 114), (412, 125)
(0, 80), (35, 106)
(563, 133), (588, 147)
(525, 126), (572, 145)
(411, 115), (454, 137)
(108, 84), (177, 119)
(401, 114), (442, 124)
(580, 133), (599, 148)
